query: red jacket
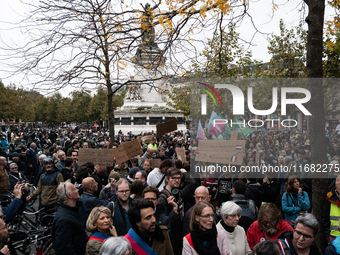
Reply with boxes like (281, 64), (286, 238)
(246, 220), (293, 250)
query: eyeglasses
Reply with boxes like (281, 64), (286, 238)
(294, 230), (314, 240)
(200, 214), (215, 219)
(170, 177), (181, 181)
(118, 190), (130, 194)
(229, 213), (241, 218)
(10, 167), (18, 169)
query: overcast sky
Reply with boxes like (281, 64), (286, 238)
(0, 0), (335, 96)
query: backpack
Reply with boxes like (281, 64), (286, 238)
(234, 199), (255, 232)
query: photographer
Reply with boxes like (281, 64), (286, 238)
(156, 167), (196, 255)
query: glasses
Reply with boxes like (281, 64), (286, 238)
(294, 230), (314, 240)
(229, 213), (241, 218)
(200, 214), (215, 219)
(10, 167), (18, 169)
(118, 190), (130, 194)
(170, 177), (181, 181)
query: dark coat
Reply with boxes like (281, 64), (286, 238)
(52, 203), (88, 255)
(79, 192), (109, 227)
(111, 198), (132, 236)
(8, 171), (29, 189)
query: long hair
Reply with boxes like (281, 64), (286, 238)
(285, 175), (303, 192)
(189, 201), (215, 231)
(258, 203), (282, 231)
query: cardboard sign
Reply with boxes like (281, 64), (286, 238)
(231, 131), (242, 140)
(156, 118), (177, 137)
(149, 159), (162, 168)
(78, 148), (115, 166)
(175, 147), (187, 162)
(195, 140), (246, 165)
(114, 139), (143, 164)
(141, 135), (153, 144)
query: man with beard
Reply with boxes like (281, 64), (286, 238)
(125, 199), (173, 255)
(247, 202), (293, 250)
(27, 157), (64, 213)
(0, 208), (9, 255)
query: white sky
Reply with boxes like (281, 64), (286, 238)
(0, 0), (336, 96)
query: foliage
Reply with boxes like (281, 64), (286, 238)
(0, 82), (126, 124)
(166, 86), (190, 116)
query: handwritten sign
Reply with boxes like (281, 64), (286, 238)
(115, 139), (143, 164)
(141, 135), (153, 144)
(175, 147), (187, 162)
(231, 131), (242, 140)
(78, 148), (115, 166)
(149, 159), (162, 168)
(156, 118), (177, 137)
(195, 140), (246, 165)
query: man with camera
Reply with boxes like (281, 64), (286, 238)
(156, 167), (196, 255)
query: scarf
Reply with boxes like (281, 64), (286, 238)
(125, 228), (158, 255)
(220, 220), (235, 233)
(191, 225), (221, 255)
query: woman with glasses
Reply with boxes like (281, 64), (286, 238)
(247, 203), (293, 250)
(182, 201), (231, 255)
(86, 206), (118, 255)
(281, 175), (310, 224)
(216, 201), (251, 255)
(8, 162), (29, 189)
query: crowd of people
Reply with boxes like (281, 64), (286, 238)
(0, 126), (340, 255)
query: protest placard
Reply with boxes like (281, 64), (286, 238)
(230, 131), (242, 140)
(141, 135), (153, 144)
(149, 159), (162, 168)
(175, 147), (187, 162)
(156, 118), (177, 137)
(195, 140), (246, 165)
(78, 148), (115, 166)
(114, 139), (143, 164)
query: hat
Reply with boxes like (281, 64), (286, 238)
(42, 156), (54, 164)
(129, 167), (140, 176)
(12, 152), (19, 157)
(109, 171), (120, 181)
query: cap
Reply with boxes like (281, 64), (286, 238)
(11, 152), (19, 157)
(109, 171), (120, 181)
(129, 167), (140, 176)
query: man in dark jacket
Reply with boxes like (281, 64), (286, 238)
(61, 158), (76, 184)
(79, 177), (109, 226)
(52, 181), (87, 255)
(110, 179), (132, 236)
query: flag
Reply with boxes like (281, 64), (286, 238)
(207, 110), (226, 137)
(218, 113), (231, 140)
(94, 123), (98, 128)
(197, 120), (207, 140)
(231, 156), (237, 162)
(231, 118), (253, 137)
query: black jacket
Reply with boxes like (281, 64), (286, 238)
(52, 203), (88, 255)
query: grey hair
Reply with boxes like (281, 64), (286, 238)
(295, 213), (319, 236)
(30, 143), (36, 149)
(220, 201), (242, 218)
(56, 180), (72, 204)
(57, 150), (65, 157)
(99, 237), (132, 255)
(9, 163), (18, 168)
(39, 154), (47, 160)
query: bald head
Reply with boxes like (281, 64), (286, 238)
(82, 177), (98, 193)
(147, 147), (155, 156)
(0, 157), (7, 168)
(194, 186), (211, 203)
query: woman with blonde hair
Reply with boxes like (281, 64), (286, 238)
(86, 206), (118, 255)
(182, 201), (231, 255)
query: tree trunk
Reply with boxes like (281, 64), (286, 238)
(304, 0), (328, 251)
(107, 83), (115, 147)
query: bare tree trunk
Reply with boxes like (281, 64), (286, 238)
(304, 0), (328, 251)
(107, 83), (115, 146)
